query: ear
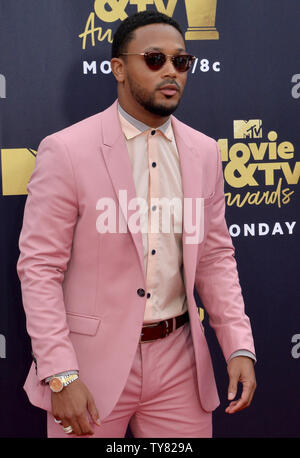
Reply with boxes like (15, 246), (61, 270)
(111, 58), (126, 83)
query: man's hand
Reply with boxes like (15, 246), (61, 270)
(226, 356), (257, 414)
(51, 378), (101, 436)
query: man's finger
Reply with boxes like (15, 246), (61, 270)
(226, 382), (253, 414)
(77, 412), (95, 436)
(87, 396), (101, 426)
(227, 373), (239, 400)
(226, 397), (248, 414)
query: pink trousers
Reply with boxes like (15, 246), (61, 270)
(47, 321), (212, 438)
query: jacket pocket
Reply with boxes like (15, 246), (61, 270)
(66, 312), (101, 336)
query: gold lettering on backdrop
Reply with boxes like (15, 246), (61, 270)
(184, 0), (219, 40)
(1, 148), (37, 196)
(78, 12), (113, 50)
(94, 0), (129, 22)
(130, 0), (154, 12)
(224, 179), (295, 209)
(79, 0), (220, 49)
(218, 122), (299, 208)
(94, 0), (177, 18)
(155, 0), (177, 16)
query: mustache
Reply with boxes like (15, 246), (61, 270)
(155, 79), (181, 92)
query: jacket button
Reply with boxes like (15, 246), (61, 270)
(137, 288), (145, 297)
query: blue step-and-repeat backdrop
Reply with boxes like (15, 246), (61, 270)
(0, 0), (299, 438)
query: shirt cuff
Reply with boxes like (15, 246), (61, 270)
(227, 350), (256, 364)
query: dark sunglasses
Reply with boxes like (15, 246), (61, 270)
(120, 51), (196, 72)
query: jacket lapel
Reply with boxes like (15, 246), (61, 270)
(171, 116), (204, 293)
(100, 100), (146, 283)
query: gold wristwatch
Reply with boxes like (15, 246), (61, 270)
(49, 373), (79, 393)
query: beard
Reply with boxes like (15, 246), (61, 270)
(127, 76), (181, 117)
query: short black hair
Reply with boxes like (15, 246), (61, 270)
(112, 11), (184, 59)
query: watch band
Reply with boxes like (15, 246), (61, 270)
(60, 373), (79, 385)
(45, 370), (79, 384)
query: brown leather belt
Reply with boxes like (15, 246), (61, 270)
(140, 311), (189, 343)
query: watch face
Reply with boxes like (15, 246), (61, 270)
(50, 377), (63, 392)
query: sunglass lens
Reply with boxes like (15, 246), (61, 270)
(174, 55), (194, 72)
(145, 52), (166, 70)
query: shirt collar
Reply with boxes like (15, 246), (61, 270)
(118, 102), (173, 142)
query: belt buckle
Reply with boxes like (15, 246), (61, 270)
(140, 334), (157, 344)
(140, 319), (171, 344)
(161, 319), (170, 338)
(140, 322), (159, 344)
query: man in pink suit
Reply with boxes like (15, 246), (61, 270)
(17, 11), (256, 438)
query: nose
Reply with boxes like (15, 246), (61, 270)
(161, 56), (177, 78)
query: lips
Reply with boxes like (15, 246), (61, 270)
(158, 85), (179, 97)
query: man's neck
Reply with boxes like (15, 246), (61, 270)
(118, 102), (171, 133)
(117, 99), (170, 129)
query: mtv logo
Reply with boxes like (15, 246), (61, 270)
(233, 120), (262, 139)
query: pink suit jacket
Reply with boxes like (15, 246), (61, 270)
(17, 100), (255, 420)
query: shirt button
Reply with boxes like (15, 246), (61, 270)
(151, 249), (156, 255)
(151, 130), (156, 135)
(152, 162), (157, 167)
(137, 288), (145, 297)
(152, 205), (157, 211)
(147, 292), (151, 298)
